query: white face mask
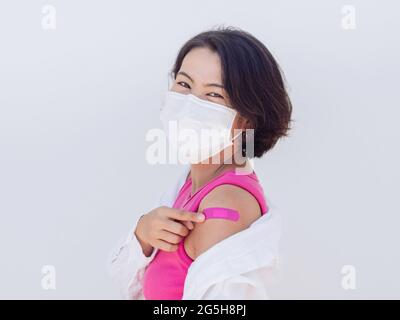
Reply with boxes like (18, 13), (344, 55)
(160, 91), (241, 164)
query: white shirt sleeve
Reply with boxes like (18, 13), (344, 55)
(106, 165), (190, 299)
(198, 266), (278, 300)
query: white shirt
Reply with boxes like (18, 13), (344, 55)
(107, 165), (282, 299)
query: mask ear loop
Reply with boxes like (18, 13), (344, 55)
(226, 127), (245, 165)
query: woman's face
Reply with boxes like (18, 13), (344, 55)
(170, 47), (249, 162)
(170, 47), (250, 164)
(171, 47), (231, 107)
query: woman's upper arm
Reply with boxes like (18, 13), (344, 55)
(187, 184), (261, 260)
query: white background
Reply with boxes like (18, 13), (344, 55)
(0, 0), (399, 299)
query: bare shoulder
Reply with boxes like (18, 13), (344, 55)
(184, 184), (262, 260)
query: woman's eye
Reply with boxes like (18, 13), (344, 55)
(177, 81), (190, 89)
(208, 92), (224, 99)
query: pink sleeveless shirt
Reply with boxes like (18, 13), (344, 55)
(142, 168), (269, 300)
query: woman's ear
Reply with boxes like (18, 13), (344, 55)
(236, 115), (252, 131)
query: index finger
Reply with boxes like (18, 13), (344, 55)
(166, 209), (205, 223)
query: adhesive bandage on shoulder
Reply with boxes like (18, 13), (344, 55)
(202, 207), (240, 222)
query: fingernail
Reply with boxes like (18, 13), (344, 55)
(196, 213), (205, 221)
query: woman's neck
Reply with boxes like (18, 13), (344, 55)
(189, 158), (249, 195)
(189, 163), (230, 196)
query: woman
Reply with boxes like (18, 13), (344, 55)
(108, 26), (292, 299)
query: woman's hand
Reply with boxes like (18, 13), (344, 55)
(134, 206), (205, 256)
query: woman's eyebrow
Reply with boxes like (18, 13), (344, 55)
(177, 71), (194, 82)
(177, 71), (224, 89)
(205, 83), (224, 89)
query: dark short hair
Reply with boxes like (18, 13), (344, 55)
(171, 26), (293, 158)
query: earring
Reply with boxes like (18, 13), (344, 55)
(241, 131), (246, 157)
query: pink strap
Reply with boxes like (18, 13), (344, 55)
(202, 207), (240, 222)
(185, 171), (268, 216)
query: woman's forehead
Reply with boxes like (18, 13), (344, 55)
(179, 47), (223, 85)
